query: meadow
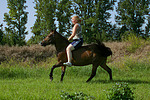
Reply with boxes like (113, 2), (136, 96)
(0, 36), (150, 100)
(0, 56), (150, 100)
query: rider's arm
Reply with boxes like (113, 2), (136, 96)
(68, 24), (79, 41)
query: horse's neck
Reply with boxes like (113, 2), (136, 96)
(54, 33), (69, 53)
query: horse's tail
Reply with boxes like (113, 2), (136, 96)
(95, 39), (112, 57)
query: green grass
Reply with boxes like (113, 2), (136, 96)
(0, 58), (150, 100)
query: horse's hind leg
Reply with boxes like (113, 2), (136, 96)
(101, 63), (112, 80)
(86, 64), (98, 82)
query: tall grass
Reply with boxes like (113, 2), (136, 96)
(122, 32), (150, 53)
(112, 56), (150, 71)
(0, 57), (58, 79)
(0, 63), (44, 79)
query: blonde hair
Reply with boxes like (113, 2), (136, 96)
(72, 15), (81, 23)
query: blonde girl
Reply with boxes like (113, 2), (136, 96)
(63, 15), (83, 67)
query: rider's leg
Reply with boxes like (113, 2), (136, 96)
(66, 44), (75, 63)
(64, 44), (75, 66)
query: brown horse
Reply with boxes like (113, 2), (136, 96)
(41, 29), (112, 82)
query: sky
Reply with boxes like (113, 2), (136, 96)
(0, 0), (117, 41)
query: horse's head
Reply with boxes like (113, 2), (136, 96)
(41, 30), (56, 46)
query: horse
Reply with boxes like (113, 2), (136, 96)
(41, 29), (112, 82)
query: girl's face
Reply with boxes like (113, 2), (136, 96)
(72, 17), (77, 25)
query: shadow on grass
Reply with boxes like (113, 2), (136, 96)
(90, 79), (150, 84)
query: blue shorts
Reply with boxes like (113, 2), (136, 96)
(71, 38), (83, 49)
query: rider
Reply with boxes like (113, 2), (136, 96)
(63, 15), (83, 67)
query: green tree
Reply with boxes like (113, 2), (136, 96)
(145, 15), (150, 38)
(29, 0), (73, 44)
(73, 0), (116, 43)
(4, 0), (28, 46)
(107, 24), (121, 41)
(72, 0), (96, 43)
(30, 0), (57, 44)
(116, 0), (150, 37)
(56, 0), (73, 36)
(0, 24), (4, 45)
(93, 0), (116, 42)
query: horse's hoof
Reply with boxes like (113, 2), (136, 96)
(60, 79), (63, 82)
(86, 80), (90, 83)
(50, 77), (53, 81)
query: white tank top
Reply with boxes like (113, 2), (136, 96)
(73, 23), (82, 40)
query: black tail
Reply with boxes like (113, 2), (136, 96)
(95, 39), (112, 57)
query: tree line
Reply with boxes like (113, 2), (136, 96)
(0, 0), (150, 46)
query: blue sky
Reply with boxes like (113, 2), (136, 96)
(0, 0), (117, 41)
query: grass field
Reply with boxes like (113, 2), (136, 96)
(0, 57), (150, 100)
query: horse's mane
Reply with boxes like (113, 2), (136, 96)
(55, 31), (70, 44)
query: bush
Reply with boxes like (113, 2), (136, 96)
(60, 91), (95, 100)
(106, 83), (134, 100)
(122, 32), (144, 53)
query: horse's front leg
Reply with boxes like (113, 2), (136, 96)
(60, 66), (66, 82)
(50, 62), (63, 81)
